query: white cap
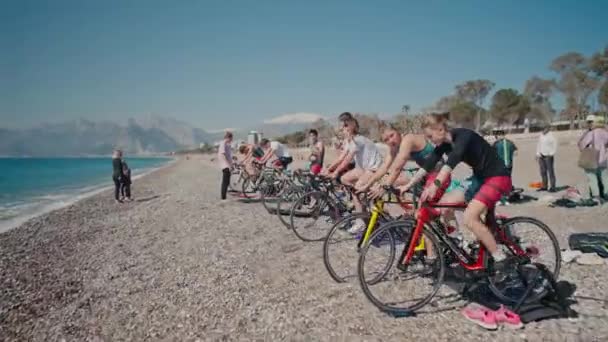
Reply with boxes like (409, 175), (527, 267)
(586, 114), (596, 122)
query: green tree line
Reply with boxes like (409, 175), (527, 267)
(276, 46), (608, 146)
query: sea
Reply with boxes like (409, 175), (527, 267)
(0, 157), (172, 233)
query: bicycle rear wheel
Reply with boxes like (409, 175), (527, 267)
(358, 220), (445, 314)
(290, 191), (338, 242)
(487, 216), (561, 304)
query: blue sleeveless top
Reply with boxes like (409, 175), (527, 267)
(410, 141), (434, 167)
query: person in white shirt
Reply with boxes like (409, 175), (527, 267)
(324, 112), (383, 233)
(259, 139), (293, 170)
(218, 131), (234, 200)
(536, 126), (557, 192)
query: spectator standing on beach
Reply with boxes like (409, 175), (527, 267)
(112, 149), (124, 203)
(578, 116), (608, 203)
(493, 130), (517, 178)
(218, 131), (234, 201)
(308, 129), (324, 175)
(120, 160), (132, 201)
(536, 126), (557, 192)
(580, 115), (604, 197)
(493, 130), (517, 205)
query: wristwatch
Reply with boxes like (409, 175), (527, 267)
(433, 178), (442, 188)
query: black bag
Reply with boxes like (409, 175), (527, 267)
(569, 233), (608, 258)
(514, 264), (578, 323)
(463, 263), (577, 323)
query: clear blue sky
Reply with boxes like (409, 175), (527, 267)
(1, 0), (606, 130)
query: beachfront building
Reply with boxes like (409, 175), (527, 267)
(247, 131), (263, 146)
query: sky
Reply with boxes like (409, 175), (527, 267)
(1, 0), (607, 131)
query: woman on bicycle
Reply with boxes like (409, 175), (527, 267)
(400, 113), (512, 264)
(357, 125), (465, 253)
(357, 125), (465, 207)
(324, 112), (383, 233)
(238, 143), (265, 176)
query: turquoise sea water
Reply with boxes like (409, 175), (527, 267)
(0, 157), (171, 231)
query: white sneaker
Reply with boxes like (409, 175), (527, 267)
(348, 219), (367, 234)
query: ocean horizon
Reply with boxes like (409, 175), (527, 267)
(0, 157), (173, 233)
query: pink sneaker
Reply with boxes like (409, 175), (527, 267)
(495, 305), (524, 329)
(461, 304), (498, 330)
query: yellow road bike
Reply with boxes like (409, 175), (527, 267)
(322, 188), (424, 283)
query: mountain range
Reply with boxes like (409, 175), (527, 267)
(0, 114), (325, 156)
(0, 117), (219, 156)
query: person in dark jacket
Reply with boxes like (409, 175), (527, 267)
(112, 149), (123, 203)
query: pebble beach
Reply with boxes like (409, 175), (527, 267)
(1, 133), (608, 341)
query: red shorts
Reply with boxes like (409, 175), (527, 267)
(310, 164), (322, 175)
(424, 172), (452, 202)
(473, 176), (512, 208)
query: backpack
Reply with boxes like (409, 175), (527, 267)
(512, 264), (578, 323)
(569, 233), (608, 258)
(463, 263), (577, 323)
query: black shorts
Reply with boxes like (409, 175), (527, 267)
(273, 156), (293, 168)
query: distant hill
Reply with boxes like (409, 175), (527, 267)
(0, 117), (221, 156)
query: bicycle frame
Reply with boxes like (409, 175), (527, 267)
(400, 203), (528, 272)
(359, 195), (417, 248)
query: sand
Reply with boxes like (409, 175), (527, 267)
(1, 132), (607, 341)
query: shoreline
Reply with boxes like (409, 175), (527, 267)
(1, 151), (607, 341)
(0, 158), (178, 234)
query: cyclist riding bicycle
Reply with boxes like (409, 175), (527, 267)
(259, 139), (293, 170)
(358, 125), (466, 237)
(358, 125), (465, 205)
(238, 143), (265, 176)
(324, 112), (383, 233)
(399, 112), (512, 266)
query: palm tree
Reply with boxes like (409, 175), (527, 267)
(401, 105), (410, 115)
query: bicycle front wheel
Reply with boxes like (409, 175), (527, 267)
(323, 213), (372, 283)
(289, 191), (338, 242)
(277, 185), (306, 228)
(261, 178), (285, 214)
(229, 170), (243, 192)
(358, 220), (445, 315)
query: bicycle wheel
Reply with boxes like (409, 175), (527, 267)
(290, 191), (338, 242)
(241, 177), (256, 198)
(229, 170), (243, 192)
(276, 185), (306, 228)
(487, 216), (561, 304)
(261, 178), (285, 213)
(358, 220), (445, 314)
(323, 213), (372, 283)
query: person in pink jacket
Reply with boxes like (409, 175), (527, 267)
(578, 116), (608, 202)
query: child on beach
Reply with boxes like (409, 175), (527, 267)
(112, 149), (123, 203)
(120, 160), (132, 201)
